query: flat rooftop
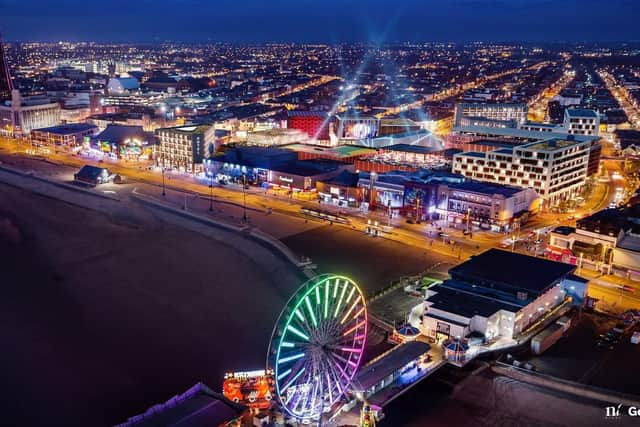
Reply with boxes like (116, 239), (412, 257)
(494, 148), (514, 155)
(158, 124), (211, 134)
(287, 111), (328, 118)
(577, 205), (640, 235)
(379, 118), (419, 127)
(454, 124), (599, 142)
(272, 159), (344, 176)
(33, 123), (97, 134)
(522, 121), (559, 128)
(566, 108), (598, 118)
(353, 341), (430, 392)
(617, 233), (640, 252)
(283, 143), (376, 158)
(552, 226), (576, 236)
(457, 151), (487, 158)
(381, 144), (441, 154)
(426, 283), (523, 318)
(449, 248), (575, 294)
(522, 138), (585, 152)
(447, 181), (524, 198)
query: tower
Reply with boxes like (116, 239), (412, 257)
(0, 33), (14, 102)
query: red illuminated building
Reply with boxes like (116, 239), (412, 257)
(287, 111), (331, 140)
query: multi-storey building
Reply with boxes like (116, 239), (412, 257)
(422, 249), (587, 343)
(0, 36), (60, 135)
(435, 181), (539, 231)
(563, 108), (600, 136)
(453, 102), (528, 128)
(155, 125), (216, 172)
(0, 90), (61, 135)
(31, 123), (98, 147)
(452, 137), (591, 208)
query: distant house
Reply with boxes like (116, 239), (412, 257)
(74, 165), (111, 185)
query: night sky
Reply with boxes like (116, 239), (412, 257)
(0, 0), (638, 42)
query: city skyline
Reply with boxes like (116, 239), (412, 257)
(1, 0), (639, 43)
(1, 5), (640, 426)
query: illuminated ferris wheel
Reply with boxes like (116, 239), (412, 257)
(267, 274), (368, 421)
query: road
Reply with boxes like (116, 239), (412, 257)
(0, 138), (483, 262)
(1, 137), (638, 309)
(379, 61), (548, 119)
(586, 277), (640, 312)
(598, 69), (640, 128)
(527, 67), (573, 122)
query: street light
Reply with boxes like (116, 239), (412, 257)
(369, 171), (377, 209)
(209, 169), (214, 212)
(161, 165), (166, 197)
(242, 173), (248, 223)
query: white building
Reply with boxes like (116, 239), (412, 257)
(563, 108), (600, 136)
(452, 137), (591, 208)
(0, 90), (61, 135)
(553, 94), (582, 107)
(548, 207), (640, 278)
(422, 249), (587, 342)
(155, 125), (216, 173)
(518, 122), (562, 133)
(453, 103), (528, 128)
(436, 181), (540, 232)
(107, 77), (140, 95)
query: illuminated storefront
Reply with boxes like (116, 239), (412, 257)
(92, 124), (157, 161)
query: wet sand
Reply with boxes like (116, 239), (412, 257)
(0, 183), (300, 426)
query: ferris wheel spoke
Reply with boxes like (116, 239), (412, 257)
(291, 315), (314, 339)
(333, 280), (348, 318)
(304, 294), (318, 328)
(340, 295), (362, 325)
(325, 370), (334, 405)
(343, 319), (366, 338)
(330, 350), (360, 375)
(322, 357), (344, 398)
(325, 356), (351, 399)
(287, 367), (311, 411)
(300, 366), (317, 414)
(323, 280), (330, 319)
(286, 323), (310, 342)
(280, 365), (306, 394)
